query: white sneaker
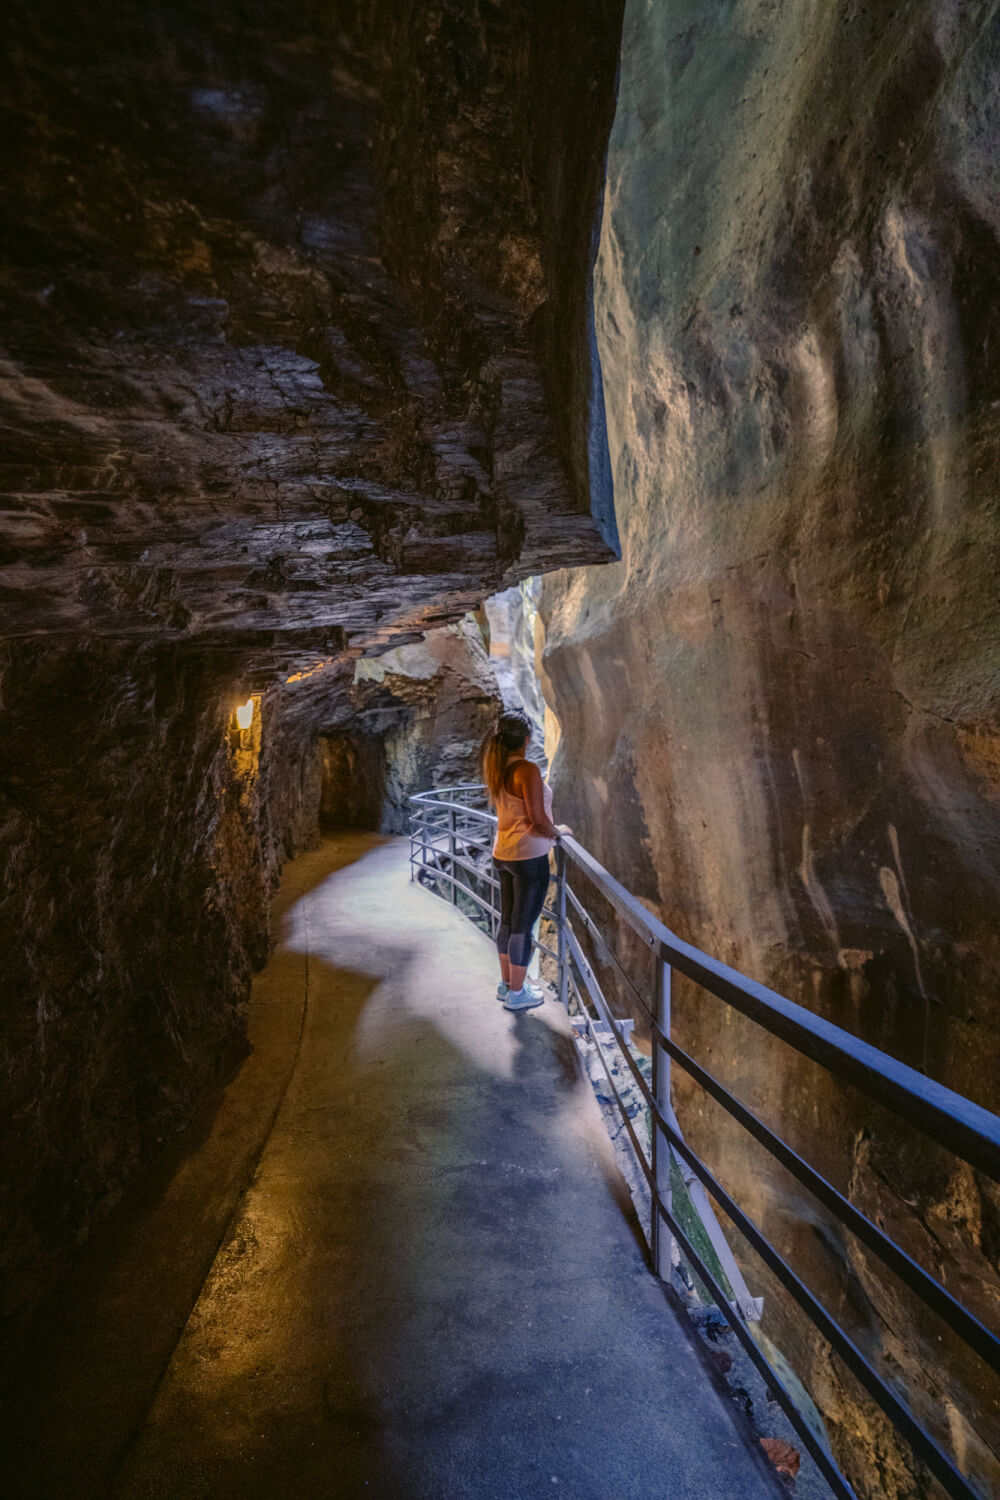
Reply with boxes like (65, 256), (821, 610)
(503, 987), (544, 1012)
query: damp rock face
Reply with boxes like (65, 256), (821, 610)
(540, 2), (1000, 1494)
(0, 0), (624, 1328)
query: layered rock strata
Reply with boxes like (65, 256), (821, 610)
(318, 617), (501, 832)
(540, 3), (1000, 1495)
(0, 0), (620, 654)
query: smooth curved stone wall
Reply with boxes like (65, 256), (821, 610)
(540, 3), (1000, 1494)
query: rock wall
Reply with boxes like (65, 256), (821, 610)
(0, 643), (274, 1331)
(319, 618), (502, 833)
(0, 618), (502, 1333)
(0, 0), (620, 651)
(539, 3), (1000, 1494)
(484, 580), (549, 762)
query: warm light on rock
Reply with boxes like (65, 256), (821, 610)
(235, 698), (254, 731)
(538, 2), (1000, 1493)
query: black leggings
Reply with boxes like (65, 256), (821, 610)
(494, 855), (551, 969)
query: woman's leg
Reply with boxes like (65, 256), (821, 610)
(508, 959), (529, 993)
(494, 861), (514, 983)
(507, 855), (551, 991)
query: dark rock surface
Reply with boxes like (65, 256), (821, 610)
(319, 616), (501, 832)
(0, 639), (273, 1326)
(0, 0), (624, 1332)
(0, 0), (619, 653)
(540, 2), (1000, 1495)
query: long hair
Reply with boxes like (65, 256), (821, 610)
(481, 710), (531, 804)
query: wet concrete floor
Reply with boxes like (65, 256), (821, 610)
(4, 833), (781, 1499)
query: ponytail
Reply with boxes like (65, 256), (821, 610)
(481, 710), (531, 804)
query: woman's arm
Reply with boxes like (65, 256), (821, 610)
(512, 761), (563, 840)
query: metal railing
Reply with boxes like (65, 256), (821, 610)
(408, 784), (1000, 1500)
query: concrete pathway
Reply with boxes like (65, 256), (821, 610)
(9, 832), (780, 1499)
(111, 833), (779, 1500)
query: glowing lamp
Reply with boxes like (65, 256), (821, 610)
(236, 697), (255, 730)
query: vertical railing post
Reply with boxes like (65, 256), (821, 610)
(556, 843), (568, 1011)
(652, 954), (673, 1279)
(449, 807), (458, 904)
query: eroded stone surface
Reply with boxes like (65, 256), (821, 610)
(0, 0), (619, 655)
(317, 616), (501, 831)
(540, 3), (1000, 1495)
(484, 579), (549, 761)
(0, 639), (275, 1323)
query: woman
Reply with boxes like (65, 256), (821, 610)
(480, 710), (571, 1011)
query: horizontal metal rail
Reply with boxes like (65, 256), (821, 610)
(410, 835), (559, 936)
(562, 836), (1000, 1184)
(652, 1191), (857, 1500)
(564, 876), (653, 1020)
(566, 962), (856, 1500)
(659, 1031), (1000, 1377)
(409, 784), (1000, 1500)
(659, 1106), (978, 1498)
(573, 926), (977, 1494)
(564, 920), (762, 1322)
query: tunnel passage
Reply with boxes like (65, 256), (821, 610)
(311, 616), (505, 835)
(320, 733), (389, 831)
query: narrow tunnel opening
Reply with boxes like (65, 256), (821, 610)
(319, 730), (388, 831)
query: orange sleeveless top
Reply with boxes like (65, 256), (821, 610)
(492, 763), (555, 860)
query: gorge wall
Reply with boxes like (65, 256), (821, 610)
(540, 2), (1000, 1495)
(0, 0), (624, 1338)
(318, 617), (501, 833)
(484, 580), (549, 761)
(0, 638), (332, 1327)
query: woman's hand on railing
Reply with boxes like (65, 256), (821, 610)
(556, 824), (573, 838)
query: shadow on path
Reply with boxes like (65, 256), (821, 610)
(110, 834), (779, 1500)
(4, 833), (780, 1500)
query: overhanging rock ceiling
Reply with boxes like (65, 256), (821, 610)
(0, 0), (623, 671)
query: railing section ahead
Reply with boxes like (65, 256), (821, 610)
(408, 785), (1000, 1500)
